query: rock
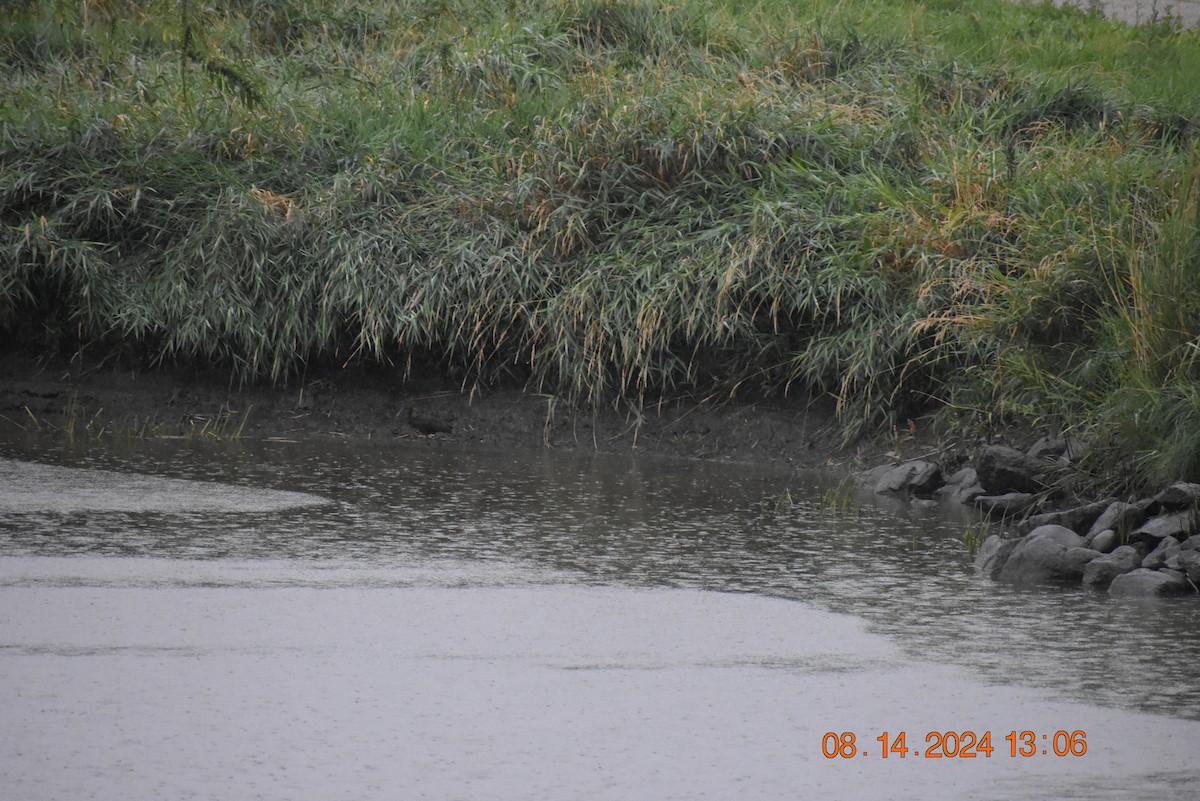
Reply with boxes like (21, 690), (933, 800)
(1082, 546), (1143, 589)
(859, 463), (895, 488)
(1019, 498), (1116, 536)
(996, 525), (1094, 586)
(1151, 482), (1200, 511)
(1086, 502), (1147, 540)
(1109, 568), (1193, 597)
(1086, 529), (1120, 554)
(1179, 551), (1200, 584)
(974, 492), (1038, 518)
(1027, 524), (1087, 548)
(935, 467), (985, 505)
(943, 467), (977, 487)
(975, 534), (1018, 579)
(1142, 536), (1182, 570)
(1129, 511), (1199, 547)
(1183, 535), (1200, 552)
(976, 445), (1050, 494)
(1027, 437), (1067, 460)
(873, 460), (943, 497)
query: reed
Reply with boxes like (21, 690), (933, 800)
(3, 0), (1200, 490)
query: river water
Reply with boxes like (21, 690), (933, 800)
(1, 434), (1198, 800)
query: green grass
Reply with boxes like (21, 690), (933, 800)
(3, 0), (1200, 491)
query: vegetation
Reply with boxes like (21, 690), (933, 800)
(3, 0), (1200, 492)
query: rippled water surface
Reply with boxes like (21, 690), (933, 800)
(1, 433), (1198, 800)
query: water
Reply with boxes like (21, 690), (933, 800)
(1, 434), (1198, 800)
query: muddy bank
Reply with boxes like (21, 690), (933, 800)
(0, 352), (866, 469)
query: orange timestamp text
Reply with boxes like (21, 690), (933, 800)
(821, 730), (1088, 760)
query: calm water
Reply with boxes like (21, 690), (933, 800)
(1, 433), (1198, 800)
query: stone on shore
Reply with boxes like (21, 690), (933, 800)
(996, 525), (1098, 586)
(1129, 511), (1199, 547)
(1151, 482), (1200, 511)
(1109, 568), (1193, 597)
(1142, 537), (1182, 570)
(1086, 528), (1120, 554)
(935, 467), (984, 504)
(1019, 498), (1115, 536)
(976, 445), (1050, 494)
(974, 534), (1018, 579)
(873, 460), (943, 497)
(1086, 501), (1147, 540)
(1081, 545), (1143, 589)
(1179, 551), (1200, 584)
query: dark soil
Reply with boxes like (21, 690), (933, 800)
(0, 350), (938, 469)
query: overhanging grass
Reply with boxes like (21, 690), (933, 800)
(3, 0), (1200, 490)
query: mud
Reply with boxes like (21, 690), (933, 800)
(0, 352), (891, 469)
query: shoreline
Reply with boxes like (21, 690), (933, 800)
(0, 352), (862, 469)
(4, 351), (1198, 598)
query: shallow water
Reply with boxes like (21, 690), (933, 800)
(1, 435), (1198, 800)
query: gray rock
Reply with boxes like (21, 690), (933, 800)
(1082, 546), (1143, 589)
(1028, 524), (1087, 548)
(1179, 551), (1200, 584)
(975, 492), (1038, 518)
(942, 467), (977, 486)
(873, 460), (943, 497)
(1183, 535), (1200, 552)
(975, 534), (1018, 578)
(1027, 437), (1067, 460)
(1142, 536), (1182, 570)
(1019, 498), (1116, 536)
(1063, 546), (1102, 574)
(1086, 502), (1147, 540)
(1109, 568), (1193, 597)
(1152, 482), (1200, 511)
(976, 445), (1050, 494)
(1087, 529), (1120, 554)
(859, 463), (896, 488)
(997, 525), (1091, 586)
(935, 467), (982, 503)
(1129, 511), (1199, 547)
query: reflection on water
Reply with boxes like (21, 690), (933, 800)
(1, 433), (1199, 800)
(2, 435), (1196, 719)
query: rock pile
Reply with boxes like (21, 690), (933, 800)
(862, 441), (1200, 597)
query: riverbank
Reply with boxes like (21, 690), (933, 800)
(4, 0), (1200, 497)
(0, 351), (858, 468)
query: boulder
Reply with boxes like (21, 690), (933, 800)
(1027, 437), (1068, 460)
(1141, 536), (1182, 570)
(1179, 551), (1200, 584)
(1082, 545), (1143, 589)
(1151, 482), (1200, 511)
(873, 460), (943, 497)
(976, 445), (1050, 494)
(1086, 502), (1147, 540)
(1086, 529), (1120, 554)
(1109, 568), (1193, 597)
(975, 534), (1018, 579)
(996, 525), (1096, 586)
(1129, 511), (1199, 547)
(936, 467), (985, 504)
(1019, 498), (1116, 536)
(1183, 535), (1200, 551)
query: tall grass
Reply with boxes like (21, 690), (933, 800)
(3, 0), (1200, 490)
